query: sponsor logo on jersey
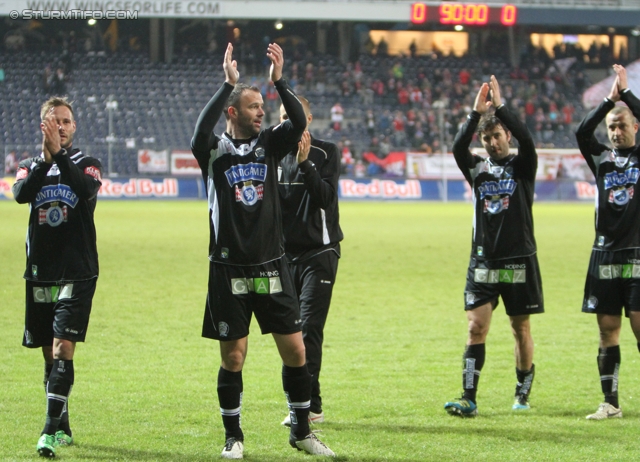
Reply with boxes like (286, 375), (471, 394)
(231, 277), (283, 295)
(478, 179), (517, 199)
(224, 162), (267, 186)
(84, 165), (102, 181)
(34, 184), (79, 209)
(32, 284), (74, 303)
(598, 264), (640, 279)
(16, 167), (28, 180)
(39, 204), (68, 227)
(218, 322), (230, 338)
(474, 268), (526, 284)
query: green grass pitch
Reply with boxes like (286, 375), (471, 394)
(2, 200), (640, 461)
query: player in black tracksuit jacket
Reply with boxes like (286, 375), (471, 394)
(12, 97), (102, 457)
(277, 97), (343, 425)
(444, 76), (543, 418)
(575, 64), (640, 420)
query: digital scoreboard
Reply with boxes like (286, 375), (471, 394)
(410, 3), (517, 26)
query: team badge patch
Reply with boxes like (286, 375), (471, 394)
(235, 182), (264, 206)
(609, 186), (634, 206)
(219, 322), (230, 337)
(465, 292), (477, 305)
(45, 205), (66, 227)
(587, 296), (598, 310)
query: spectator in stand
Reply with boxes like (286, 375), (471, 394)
(379, 135), (391, 157)
(304, 63), (314, 91)
(4, 150), (17, 175)
(391, 62), (404, 80)
(392, 111), (406, 146)
(365, 110), (376, 137)
(409, 40), (417, 58)
(330, 102), (344, 131)
(459, 68), (471, 85)
(562, 103), (575, 131)
(409, 85), (423, 109)
(397, 84), (410, 108)
(377, 37), (388, 56)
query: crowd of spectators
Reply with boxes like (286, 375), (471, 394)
(0, 22), (631, 178)
(279, 43), (606, 176)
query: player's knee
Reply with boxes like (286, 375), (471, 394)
(53, 339), (74, 360)
(282, 342), (306, 366)
(221, 350), (245, 371)
(468, 321), (488, 340)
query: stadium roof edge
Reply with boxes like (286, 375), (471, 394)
(1, 0), (639, 24)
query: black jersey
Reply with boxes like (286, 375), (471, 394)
(12, 148), (102, 283)
(453, 105), (538, 261)
(278, 136), (343, 262)
(576, 89), (640, 251)
(191, 79), (306, 266)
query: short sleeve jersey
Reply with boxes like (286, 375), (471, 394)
(452, 106), (538, 261)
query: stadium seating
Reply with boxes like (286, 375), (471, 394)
(0, 47), (597, 176)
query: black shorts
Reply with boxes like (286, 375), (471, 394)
(23, 278), (97, 348)
(202, 258), (301, 341)
(464, 254), (544, 316)
(582, 248), (640, 317)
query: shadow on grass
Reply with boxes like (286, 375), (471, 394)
(74, 444), (352, 461)
(326, 420), (615, 445)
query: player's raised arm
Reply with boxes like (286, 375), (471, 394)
(192, 43), (236, 153)
(452, 83), (486, 180)
(489, 75), (503, 109)
(268, 44), (305, 158)
(575, 74), (618, 175)
(268, 42), (283, 83)
(616, 64), (640, 121)
(474, 81), (491, 114)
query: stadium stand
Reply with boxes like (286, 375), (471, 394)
(0, 41), (611, 177)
